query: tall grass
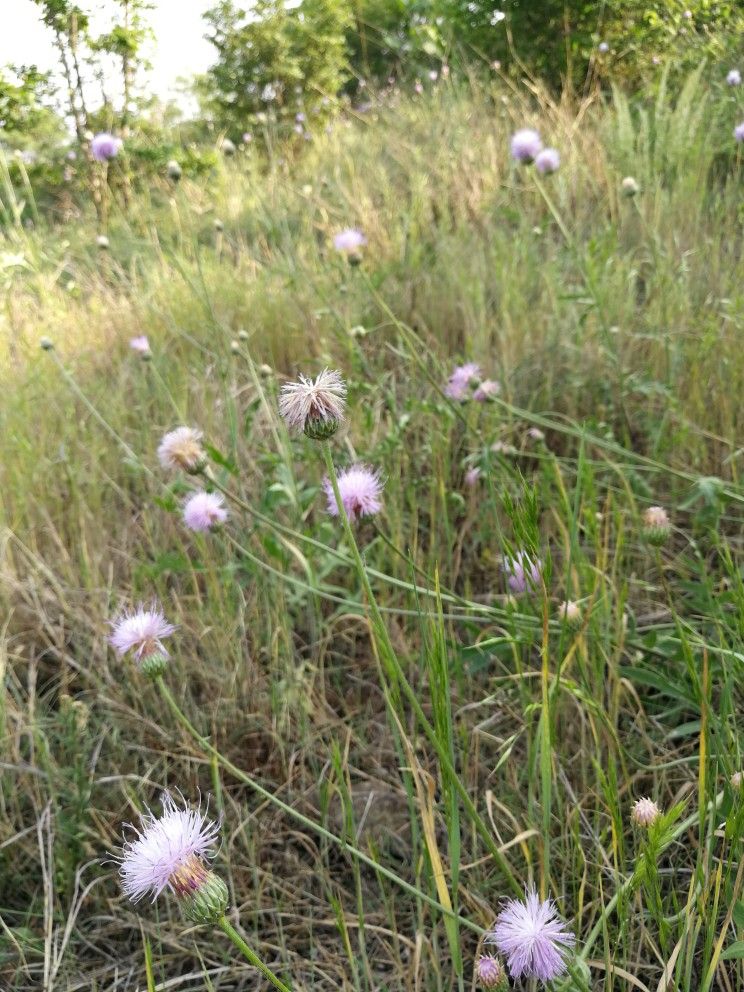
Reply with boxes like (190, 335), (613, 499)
(0, 70), (743, 990)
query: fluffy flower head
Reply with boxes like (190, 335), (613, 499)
(631, 797), (661, 827)
(535, 148), (560, 175)
(503, 551), (542, 594)
(465, 467), (482, 487)
(445, 362), (481, 400)
(157, 427), (206, 473)
(117, 793), (221, 903)
(511, 129), (543, 164)
(598, 41), (609, 53)
(559, 600), (581, 627)
(486, 888), (575, 981)
(333, 228), (367, 253)
(735, 122), (744, 143)
(279, 368), (347, 437)
(109, 604), (176, 663)
(183, 491), (228, 532)
(91, 132), (121, 162)
(324, 464), (383, 522)
(621, 176), (640, 197)
(727, 69), (741, 86)
(129, 335), (150, 355)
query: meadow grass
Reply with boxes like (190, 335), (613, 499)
(0, 70), (743, 990)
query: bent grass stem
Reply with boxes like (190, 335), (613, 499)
(154, 676), (484, 936)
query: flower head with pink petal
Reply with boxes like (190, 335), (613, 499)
(445, 363), (481, 401)
(333, 228), (367, 253)
(485, 888), (575, 982)
(324, 464), (383, 522)
(183, 491), (228, 532)
(129, 335), (151, 355)
(109, 604), (176, 664)
(115, 793), (228, 923)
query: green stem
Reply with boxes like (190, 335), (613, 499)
(154, 677), (483, 935)
(578, 790), (725, 961)
(320, 442), (522, 897)
(217, 916), (292, 992)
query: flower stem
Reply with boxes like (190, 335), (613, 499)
(153, 677), (483, 934)
(320, 442), (522, 897)
(217, 916), (292, 992)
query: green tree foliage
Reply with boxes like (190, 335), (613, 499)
(0, 66), (63, 144)
(203, 0), (353, 133)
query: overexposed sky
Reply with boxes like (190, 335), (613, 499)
(3, 0), (217, 101)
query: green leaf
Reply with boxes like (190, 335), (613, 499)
(721, 941), (744, 961)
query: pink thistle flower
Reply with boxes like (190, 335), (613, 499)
(116, 793), (228, 923)
(333, 228), (367, 253)
(631, 797), (661, 827)
(445, 362), (481, 400)
(91, 132), (121, 162)
(735, 123), (744, 143)
(485, 888), (575, 982)
(535, 148), (560, 175)
(473, 379), (500, 402)
(157, 427), (206, 474)
(109, 604), (176, 664)
(324, 464), (383, 522)
(183, 491), (228, 532)
(129, 335), (150, 355)
(279, 368), (347, 439)
(475, 955), (506, 989)
(465, 467), (482, 487)
(503, 551), (542, 594)
(727, 69), (741, 86)
(511, 129), (543, 164)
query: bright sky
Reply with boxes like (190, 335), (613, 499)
(3, 0), (217, 102)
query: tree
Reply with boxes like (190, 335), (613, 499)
(203, 0), (352, 134)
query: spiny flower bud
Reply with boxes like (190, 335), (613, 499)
(40, 336), (54, 351)
(139, 653), (169, 680)
(96, 234), (110, 250)
(475, 955), (507, 989)
(631, 796), (661, 828)
(731, 771), (743, 790)
(558, 600), (582, 629)
(167, 159), (182, 181)
(642, 506), (671, 546)
(258, 363), (273, 378)
(180, 866), (229, 924)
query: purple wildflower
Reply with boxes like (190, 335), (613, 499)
(503, 551), (542, 594)
(727, 69), (741, 86)
(510, 129), (543, 164)
(535, 148), (560, 175)
(445, 363), (481, 400)
(91, 133), (121, 162)
(485, 888), (575, 982)
(324, 464), (383, 522)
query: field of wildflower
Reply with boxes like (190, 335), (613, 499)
(2, 61), (744, 992)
